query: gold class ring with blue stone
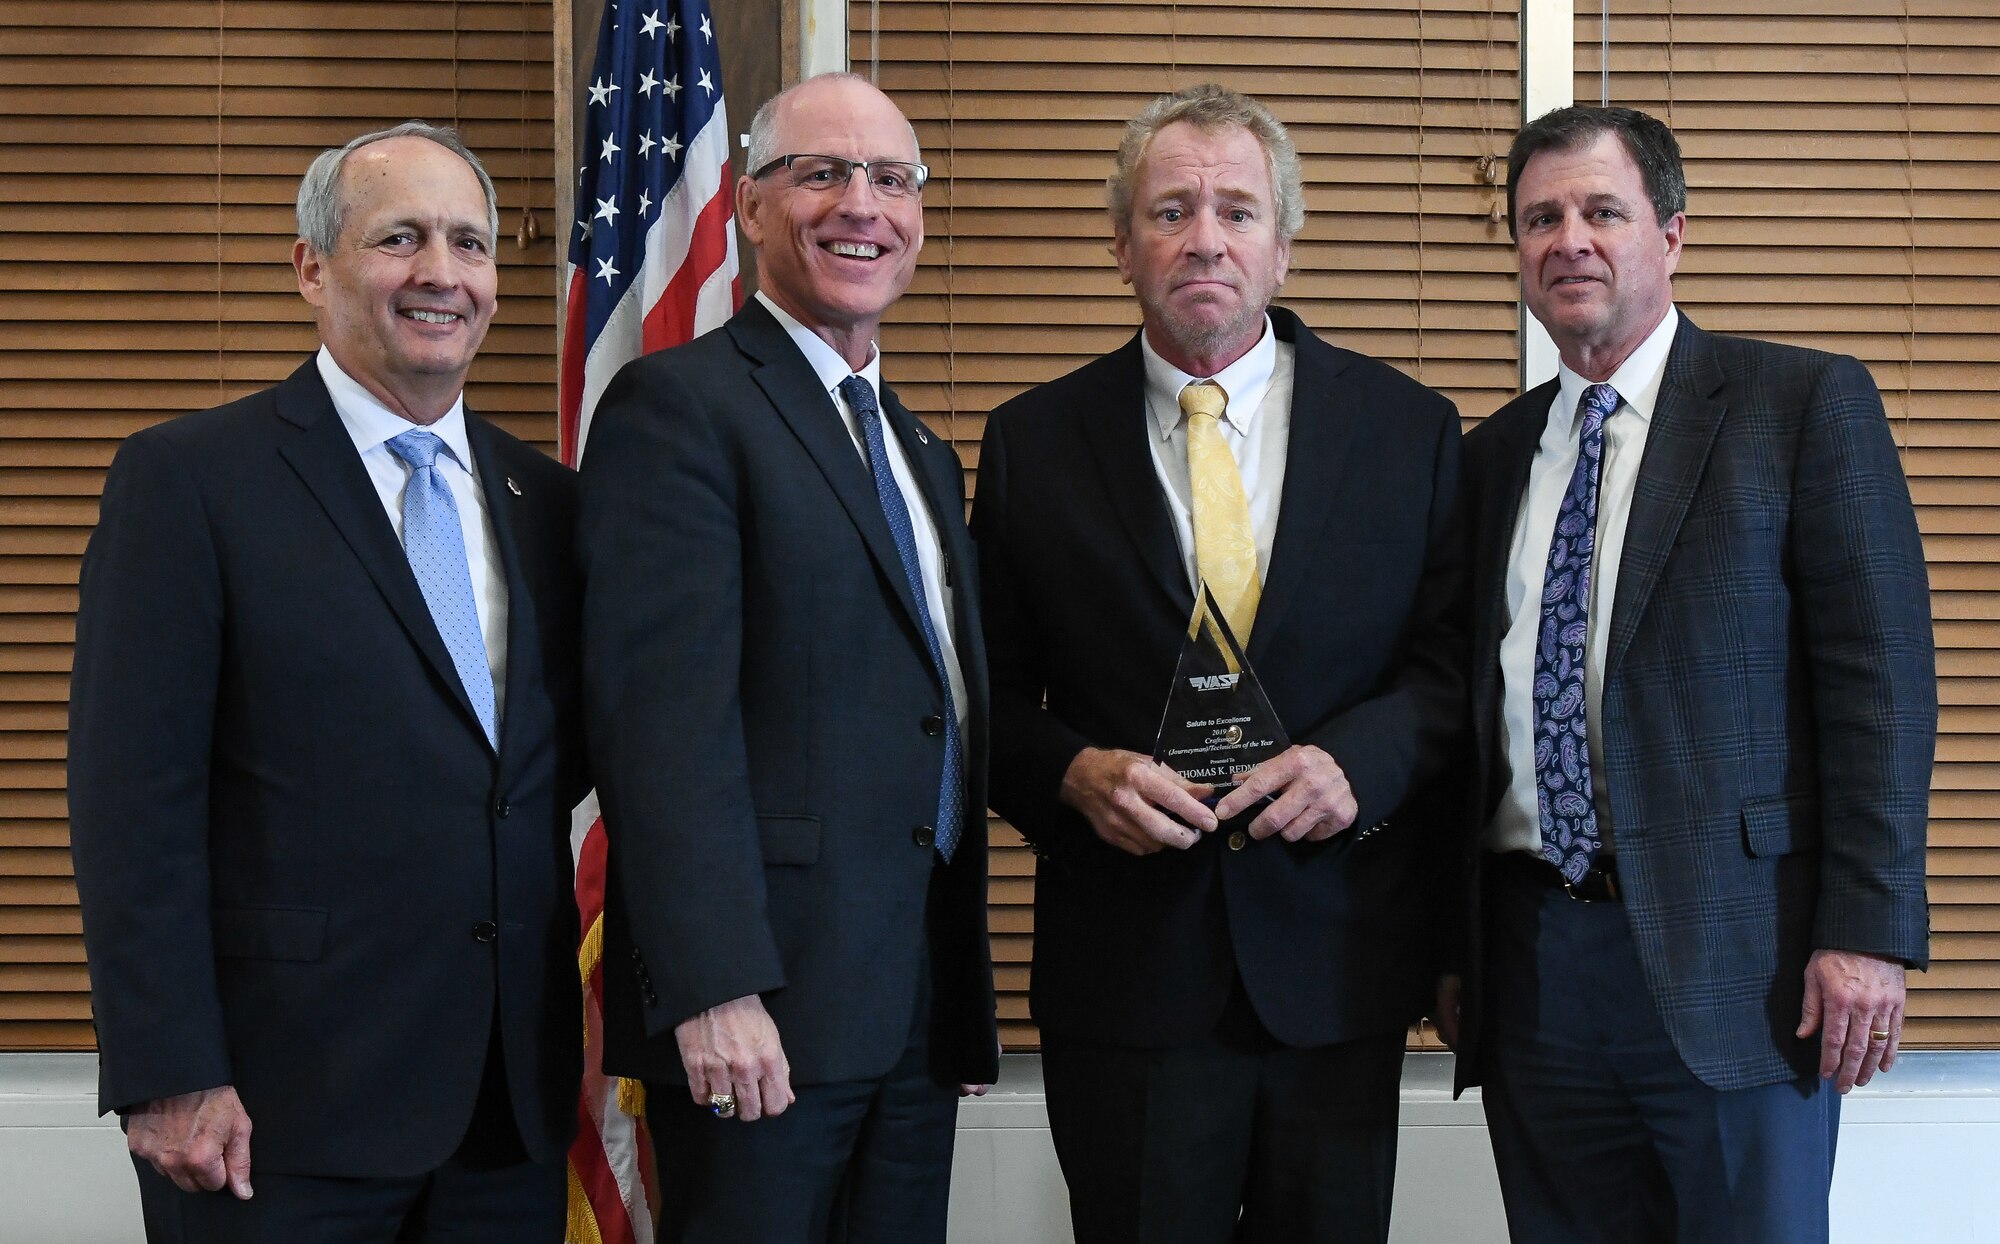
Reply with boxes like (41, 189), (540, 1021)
(708, 1092), (737, 1118)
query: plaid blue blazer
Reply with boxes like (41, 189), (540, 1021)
(1459, 316), (1935, 1092)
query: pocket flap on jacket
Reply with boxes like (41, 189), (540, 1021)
(211, 906), (328, 961)
(1741, 794), (1821, 858)
(757, 815), (821, 866)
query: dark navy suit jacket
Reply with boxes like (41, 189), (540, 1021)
(972, 307), (1467, 1049)
(1456, 316), (1935, 1093)
(68, 359), (585, 1175)
(579, 299), (999, 1088)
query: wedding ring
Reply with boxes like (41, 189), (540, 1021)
(708, 1092), (738, 1118)
(1869, 1029), (1892, 1042)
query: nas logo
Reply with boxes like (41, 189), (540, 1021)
(1188, 673), (1240, 692)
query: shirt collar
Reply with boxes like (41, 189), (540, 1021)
(756, 290), (883, 399)
(316, 346), (474, 471)
(1554, 305), (1680, 434)
(1141, 314), (1279, 441)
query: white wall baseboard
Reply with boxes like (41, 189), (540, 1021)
(7, 1051), (1997, 1242)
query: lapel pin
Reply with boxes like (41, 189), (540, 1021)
(916, 428), (929, 445)
(506, 477), (523, 496)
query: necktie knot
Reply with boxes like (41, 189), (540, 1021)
(1579, 383), (1620, 439)
(1179, 380), (1228, 426)
(839, 374), (879, 421)
(387, 427), (448, 472)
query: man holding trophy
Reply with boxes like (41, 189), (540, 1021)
(970, 84), (1466, 1243)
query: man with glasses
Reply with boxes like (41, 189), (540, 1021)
(579, 73), (997, 1243)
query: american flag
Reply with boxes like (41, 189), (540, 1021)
(558, 0), (740, 464)
(559, 1), (739, 1240)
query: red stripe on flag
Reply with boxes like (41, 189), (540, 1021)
(640, 170), (735, 354)
(572, 1093), (639, 1244)
(575, 815), (610, 936)
(558, 267), (591, 469)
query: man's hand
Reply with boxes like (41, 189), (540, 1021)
(126, 1085), (253, 1198)
(1430, 974), (1462, 1051)
(1213, 745), (1357, 842)
(1796, 948), (1906, 1094)
(1060, 747), (1217, 856)
(676, 994), (795, 1121)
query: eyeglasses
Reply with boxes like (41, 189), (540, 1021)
(750, 154), (929, 200)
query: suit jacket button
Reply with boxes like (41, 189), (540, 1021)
(913, 825), (936, 848)
(922, 714), (945, 736)
(1227, 831), (1248, 851)
(493, 797), (511, 818)
(471, 920), (499, 943)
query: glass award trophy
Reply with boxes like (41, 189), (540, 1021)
(1151, 584), (1289, 797)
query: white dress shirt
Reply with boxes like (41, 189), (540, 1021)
(1484, 307), (1681, 855)
(1140, 316), (1297, 597)
(755, 292), (968, 731)
(316, 346), (511, 722)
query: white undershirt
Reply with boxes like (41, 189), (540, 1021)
(755, 292), (968, 731)
(316, 346), (510, 724)
(1140, 316), (1296, 597)
(1484, 307), (1681, 855)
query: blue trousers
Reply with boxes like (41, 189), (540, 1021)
(1480, 856), (1839, 1244)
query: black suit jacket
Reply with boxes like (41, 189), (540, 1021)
(579, 300), (999, 1088)
(68, 359), (585, 1176)
(1455, 317), (1934, 1093)
(971, 308), (1466, 1049)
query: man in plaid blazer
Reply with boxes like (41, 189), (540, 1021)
(1438, 106), (1935, 1242)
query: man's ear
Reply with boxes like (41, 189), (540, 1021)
(294, 239), (326, 309)
(736, 175), (766, 248)
(1111, 228), (1133, 287)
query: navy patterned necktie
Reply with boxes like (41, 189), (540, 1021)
(386, 428), (498, 747)
(837, 374), (963, 863)
(1533, 382), (1621, 882)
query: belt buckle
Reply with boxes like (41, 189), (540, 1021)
(1561, 866), (1618, 902)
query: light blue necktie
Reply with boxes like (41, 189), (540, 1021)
(386, 428), (498, 747)
(1533, 382), (1620, 882)
(838, 374), (963, 863)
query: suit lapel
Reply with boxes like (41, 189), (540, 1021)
(730, 301), (930, 641)
(1250, 309), (1363, 661)
(467, 414), (539, 766)
(880, 386), (989, 713)
(1469, 386), (1550, 749)
(1605, 317), (1727, 678)
(273, 362), (489, 744)
(1076, 333), (1194, 622)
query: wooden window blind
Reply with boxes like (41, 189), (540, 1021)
(854, 0), (1524, 1047)
(1579, 0), (2000, 1048)
(0, 0), (558, 1051)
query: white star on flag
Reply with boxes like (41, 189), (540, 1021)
(700, 13), (712, 41)
(662, 133), (684, 160)
(698, 68), (714, 97)
(639, 10), (663, 36)
(639, 70), (659, 97)
(666, 13), (680, 37)
(587, 76), (618, 106)
(595, 256), (619, 283)
(637, 132), (657, 158)
(637, 190), (653, 217)
(594, 196), (620, 224)
(599, 134), (621, 163)
(663, 74), (682, 100)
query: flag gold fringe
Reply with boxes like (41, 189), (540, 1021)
(617, 1075), (647, 1118)
(566, 1161), (604, 1244)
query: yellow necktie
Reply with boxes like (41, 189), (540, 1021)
(1181, 380), (1260, 644)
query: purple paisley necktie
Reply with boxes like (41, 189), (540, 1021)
(1533, 382), (1621, 883)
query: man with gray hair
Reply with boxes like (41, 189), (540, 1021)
(68, 121), (585, 1240)
(972, 83), (1465, 1241)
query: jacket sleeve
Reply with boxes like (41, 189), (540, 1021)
(1793, 354), (1935, 967)
(67, 429), (234, 1115)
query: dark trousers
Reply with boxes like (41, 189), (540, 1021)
(1481, 854), (1840, 1244)
(132, 1025), (565, 1244)
(1042, 979), (1405, 1244)
(646, 959), (960, 1244)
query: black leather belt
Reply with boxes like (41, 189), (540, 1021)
(1493, 850), (1621, 902)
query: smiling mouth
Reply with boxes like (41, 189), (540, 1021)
(826, 241), (882, 260)
(402, 309), (462, 324)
